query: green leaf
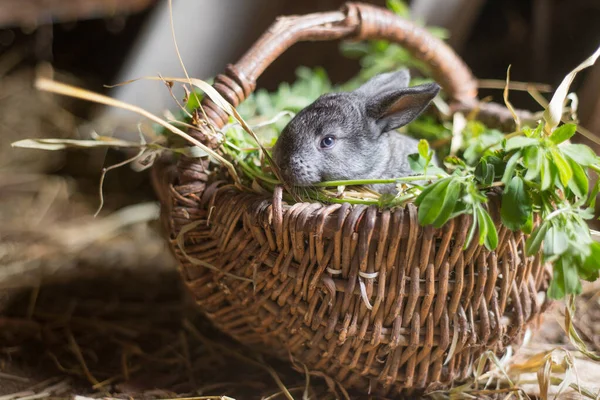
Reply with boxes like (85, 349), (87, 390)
(448, 202), (470, 220)
(485, 164), (496, 186)
(579, 207), (595, 220)
(432, 179), (461, 228)
(386, 0), (410, 17)
(474, 159), (488, 182)
(549, 257), (585, 299)
(540, 155), (557, 191)
(550, 148), (573, 187)
(522, 124), (545, 139)
(418, 139), (430, 159)
(547, 263), (566, 300)
(501, 176), (532, 231)
(475, 159), (495, 186)
(581, 242), (600, 281)
(543, 225), (569, 261)
(562, 260), (583, 296)
(463, 129), (505, 165)
(408, 153), (426, 174)
(504, 136), (539, 151)
(475, 206), (489, 246)
(486, 155), (506, 179)
(479, 208), (498, 250)
(522, 211), (534, 235)
(464, 208), (479, 250)
(549, 123), (577, 144)
(523, 146), (543, 181)
(526, 222), (549, 256)
(416, 178), (452, 225)
(407, 115), (451, 142)
(185, 92), (204, 112)
(408, 153), (447, 176)
(501, 151), (522, 185)
(588, 179), (600, 209)
(414, 180), (439, 206)
(562, 144), (599, 166)
(566, 156), (589, 198)
(444, 156), (467, 168)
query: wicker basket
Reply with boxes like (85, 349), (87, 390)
(152, 3), (552, 395)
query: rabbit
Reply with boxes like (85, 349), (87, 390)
(271, 69), (441, 194)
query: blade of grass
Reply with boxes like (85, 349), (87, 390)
(527, 86), (600, 146)
(35, 77), (241, 187)
(11, 137), (142, 150)
(544, 45), (600, 134)
(504, 65), (521, 131)
(167, 0), (210, 133)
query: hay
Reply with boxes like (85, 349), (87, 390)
(0, 273), (348, 399)
(2, 274), (600, 399)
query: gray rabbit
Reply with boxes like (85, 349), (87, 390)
(272, 69), (440, 194)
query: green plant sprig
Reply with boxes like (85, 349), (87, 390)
(412, 121), (600, 299)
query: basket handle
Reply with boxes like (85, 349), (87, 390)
(199, 2), (479, 132)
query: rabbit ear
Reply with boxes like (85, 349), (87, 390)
(365, 82), (440, 133)
(354, 69), (411, 98)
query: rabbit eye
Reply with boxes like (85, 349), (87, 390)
(319, 136), (336, 149)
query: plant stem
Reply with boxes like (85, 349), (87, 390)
(392, 193), (417, 204)
(317, 196), (379, 205)
(544, 207), (571, 221)
(313, 175), (441, 187)
(480, 130), (521, 154)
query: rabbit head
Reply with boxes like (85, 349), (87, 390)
(272, 69), (440, 186)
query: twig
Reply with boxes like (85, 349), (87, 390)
(95, 146), (146, 217)
(478, 79), (552, 92)
(0, 372), (29, 383)
(65, 330), (101, 387)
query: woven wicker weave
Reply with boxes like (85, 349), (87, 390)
(152, 3), (552, 395)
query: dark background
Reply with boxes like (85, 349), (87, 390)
(3, 0), (600, 110)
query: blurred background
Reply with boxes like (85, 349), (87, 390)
(0, 0), (599, 398)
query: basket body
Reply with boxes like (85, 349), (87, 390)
(152, 3), (551, 395)
(154, 162), (551, 394)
